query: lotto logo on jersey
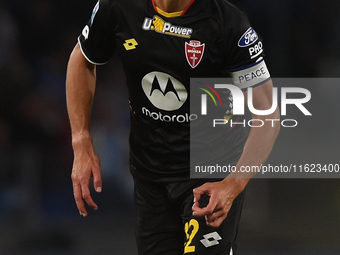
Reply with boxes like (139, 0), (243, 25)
(142, 16), (193, 38)
(185, 40), (205, 68)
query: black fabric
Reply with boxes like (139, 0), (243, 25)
(133, 177), (245, 255)
(79, 0), (265, 181)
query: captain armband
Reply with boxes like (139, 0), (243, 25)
(230, 59), (271, 90)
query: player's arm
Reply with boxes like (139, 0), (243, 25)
(66, 42), (102, 217)
(229, 79), (280, 180)
(193, 79), (280, 227)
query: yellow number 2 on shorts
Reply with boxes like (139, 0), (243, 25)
(184, 219), (199, 253)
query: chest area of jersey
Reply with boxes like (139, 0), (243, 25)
(115, 14), (223, 71)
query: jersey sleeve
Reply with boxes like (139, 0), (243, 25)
(224, 10), (271, 90)
(78, 0), (115, 65)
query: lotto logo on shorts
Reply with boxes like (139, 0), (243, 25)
(142, 16), (193, 38)
(200, 231), (222, 247)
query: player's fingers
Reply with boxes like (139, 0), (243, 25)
(192, 191), (206, 216)
(80, 179), (98, 211)
(192, 184), (216, 217)
(206, 214), (225, 228)
(205, 209), (224, 224)
(92, 166), (102, 193)
(192, 199), (217, 217)
(200, 193), (219, 215)
(206, 199), (233, 227)
(72, 183), (87, 217)
(193, 183), (210, 202)
(192, 202), (207, 216)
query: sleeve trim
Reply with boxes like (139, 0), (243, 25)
(78, 37), (109, 66)
(229, 59), (263, 72)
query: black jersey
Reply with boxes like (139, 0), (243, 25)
(79, 0), (270, 181)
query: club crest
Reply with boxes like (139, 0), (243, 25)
(185, 40), (205, 68)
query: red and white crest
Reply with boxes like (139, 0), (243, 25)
(185, 40), (205, 69)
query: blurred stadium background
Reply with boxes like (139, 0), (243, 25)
(0, 0), (339, 254)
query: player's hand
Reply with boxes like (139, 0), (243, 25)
(152, 16), (165, 32)
(192, 178), (245, 228)
(71, 137), (102, 217)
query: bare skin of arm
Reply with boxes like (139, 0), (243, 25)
(66, 43), (102, 217)
(192, 80), (280, 228)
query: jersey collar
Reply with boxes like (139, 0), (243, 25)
(151, 0), (196, 17)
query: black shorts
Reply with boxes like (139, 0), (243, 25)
(133, 177), (245, 255)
